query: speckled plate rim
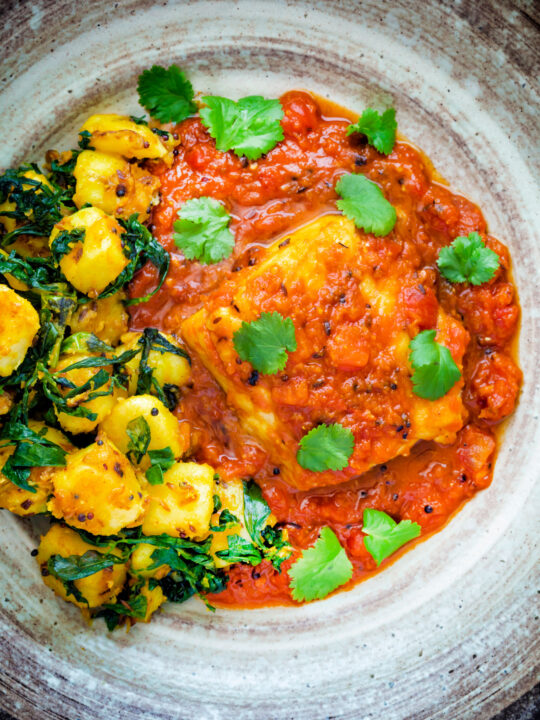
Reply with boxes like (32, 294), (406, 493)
(0, 2), (539, 719)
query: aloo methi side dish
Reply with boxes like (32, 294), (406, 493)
(0, 65), (521, 627)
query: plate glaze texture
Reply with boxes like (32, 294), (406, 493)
(0, 1), (539, 719)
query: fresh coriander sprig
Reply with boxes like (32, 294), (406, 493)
(233, 311), (297, 375)
(437, 232), (499, 285)
(297, 423), (354, 472)
(336, 173), (396, 236)
(288, 527), (353, 602)
(137, 64), (197, 124)
(173, 197), (235, 265)
(361, 508), (421, 565)
(409, 329), (461, 400)
(347, 108), (397, 155)
(200, 95), (284, 161)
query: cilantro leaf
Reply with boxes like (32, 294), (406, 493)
(200, 95), (284, 161)
(233, 311), (297, 375)
(336, 173), (396, 236)
(297, 423), (354, 472)
(437, 232), (500, 285)
(145, 446), (176, 485)
(137, 64), (196, 124)
(347, 108), (397, 155)
(409, 329), (461, 400)
(288, 527), (353, 602)
(173, 197), (235, 264)
(361, 508), (421, 566)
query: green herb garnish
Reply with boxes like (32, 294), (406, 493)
(409, 329), (461, 400)
(233, 311), (297, 375)
(361, 508), (421, 566)
(145, 447), (176, 485)
(288, 527), (353, 602)
(173, 197), (235, 265)
(347, 108), (397, 155)
(126, 416), (151, 464)
(336, 173), (396, 236)
(200, 95), (284, 161)
(437, 232), (499, 285)
(137, 64), (196, 124)
(297, 423), (354, 472)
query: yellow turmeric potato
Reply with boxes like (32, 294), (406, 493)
(118, 331), (192, 396)
(48, 435), (145, 535)
(0, 422), (74, 517)
(138, 581), (166, 622)
(36, 524), (127, 609)
(0, 284), (40, 377)
(0, 169), (54, 236)
(49, 206), (128, 297)
(80, 114), (167, 160)
(52, 351), (126, 434)
(129, 542), (170, 579)
(69, 292), (129, 346)
(209, 477), (253, 568)
(141, 462), (215, 540)
(73, 150), (160, 222)
(99, 395), (188, 470)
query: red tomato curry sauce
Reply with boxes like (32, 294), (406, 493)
(129, 91), (521, 607)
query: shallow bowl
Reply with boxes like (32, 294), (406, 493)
(0, 1), (538, 718)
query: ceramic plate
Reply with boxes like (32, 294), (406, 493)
(0, 1), (538, 718)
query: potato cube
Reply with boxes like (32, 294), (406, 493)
(69, 293), (129, 346)
(0, 422), (74, 516)
(48, 435), (145, 535)
(73, 150), (160, 222)
(99, 394), (189, 470)
(117, 331), (191, 396)
(49, 206), (128, 297)
(80, 114), (167, 160)
(0, 284), (40, 377)
(37, 524), (127, 609)
(142, 462), (215, 540)
(52, 351), (126, 434)
(138, 581), (166, 623)
(129, 542), (170, 579)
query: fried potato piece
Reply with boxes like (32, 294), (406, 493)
(0, 422), (74, 517)
(117, 331), (191, 396)
(0, 284), (40, 377)
(51, 351), (126, 434)
(138, 581), (166, 623)
(80, 114), (167, 160)
(69, 293), (129, 346)
(49, 206), (128, 297)
(36, 524), (127, 609)
(129, 542), (170, 579)
(141, 462), (215, 540)
(99, 394), (189, 470)
(73, 150), (160, 222)
(182, 215), (469, 490)
(48, 435), (145, 534)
